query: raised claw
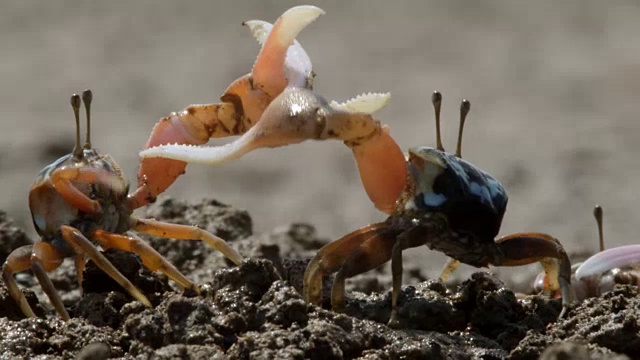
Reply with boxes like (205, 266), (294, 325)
(129, 5), (323, 209)
(247, 5), (324, 93)
(141, 88), (407, 213)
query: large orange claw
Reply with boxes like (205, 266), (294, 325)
(128, 5), (324, 209)
(142, 88), (407, 213)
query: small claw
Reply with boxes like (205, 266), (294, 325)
(575, 245), (640, 280)
(330, 92), (391, 114)
(251, 5), (324, 95)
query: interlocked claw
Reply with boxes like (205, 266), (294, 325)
(304, 92), (574, 326)
(139, 6), (405, 214)
(2, 91), (243, 320)
(136, 5), (573, 326)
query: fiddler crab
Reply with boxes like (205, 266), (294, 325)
(141, 6), (572, 324)
(2, 90), (242, 321)
(138, 5), (573, 326)
(535, 205), (640, 301)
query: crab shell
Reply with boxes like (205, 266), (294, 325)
(29, 149), (131, 253)
(405, 147), (508, 242)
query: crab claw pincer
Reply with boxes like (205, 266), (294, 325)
(141, 88), (406, 214)
(129, 5), (324, 209)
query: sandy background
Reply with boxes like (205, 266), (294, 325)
(1, 0), (639, 283)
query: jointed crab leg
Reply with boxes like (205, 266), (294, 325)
(303, 223), (391, 306)
(129, 5), (323, 210)
(2, 243), (70, 320)
(60, 225), (152, 307)
(92, 230), (200, 293)
(31, 242), (68, 320)
(494, 232), (573, 314)
(51, 166), (125, 215)
(3, 245), (39, 318)
(132, 217), (243, 266)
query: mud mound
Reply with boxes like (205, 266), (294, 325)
(0, 199), (635, 359)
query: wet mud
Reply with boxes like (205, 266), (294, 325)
(0, 198), (636, 359)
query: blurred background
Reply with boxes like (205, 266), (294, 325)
(1, 0), (639, 285)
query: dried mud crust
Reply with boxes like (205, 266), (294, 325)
(0, 199), (635, 359)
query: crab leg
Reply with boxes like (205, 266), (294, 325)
(2, 243), (71, 320)
(30, 242), (68, 320)
(331, 228), (399, 312)
(92, 230), (200, 293)
(60, 225), (152, 307)
(2, 245), (38, 318)
(439, 258), (461, 281)
(50, 166), (126, 215)
(303, 223), (391, 306)
(131, 217), (243, 266)
(141, 88), (407, 213)
(129, 6), (323, 209)
(494, 232), (574, 314)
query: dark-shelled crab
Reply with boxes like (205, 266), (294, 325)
(2, 91), (242, 320)
(302, 92), (574, 325)
(135, 4), (573, 326)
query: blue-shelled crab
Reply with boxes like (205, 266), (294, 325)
(134, 4), (574, 326)
(303, 92), (574, 325)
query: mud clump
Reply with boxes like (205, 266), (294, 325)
(0, 198), (636, 359)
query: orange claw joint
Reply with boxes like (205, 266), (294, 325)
(141, 88), (406, 213)
(129, 5), (324, 210)
(348, 125), (406, 214)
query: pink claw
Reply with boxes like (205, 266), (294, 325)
(141, 88), (407, 213)
(129, 6), (323, 209)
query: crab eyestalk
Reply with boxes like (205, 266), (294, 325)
(82, 89), (93, 149)
(594, 205), (604, 252)
(431, 91), (444, 151)
(456, 99), (470, 158)
(70, 94), (83, 160)
(574, 204), (640, 281)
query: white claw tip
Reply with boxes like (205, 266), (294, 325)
(330, 92), (391, 114)
(282, 5), (326, 21)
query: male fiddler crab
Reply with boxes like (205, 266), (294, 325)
(535, 205), (640, 301)
(139, 5), (402, 215)
(2, 91), (242, 321)
(137, 5), (573, 325)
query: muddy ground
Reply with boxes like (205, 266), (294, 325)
(2, 1), (640, 290)
(0, 198), (637, 359)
